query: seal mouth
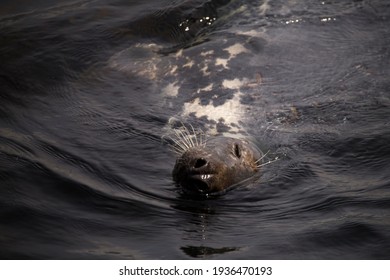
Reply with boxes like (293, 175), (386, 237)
(191, 174), (213, 181)
(183, 173), (214, 194)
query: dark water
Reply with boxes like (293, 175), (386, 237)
(1, 0), (390, 259)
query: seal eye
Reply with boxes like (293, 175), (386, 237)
(233, 143), (241, 158)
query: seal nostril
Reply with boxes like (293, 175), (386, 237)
(234, 143), (241, 158)
(194, 158), (207, 168)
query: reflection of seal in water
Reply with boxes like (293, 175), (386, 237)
(168, 126), (264, 195)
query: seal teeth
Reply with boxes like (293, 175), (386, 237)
(201, 174), (211, 180)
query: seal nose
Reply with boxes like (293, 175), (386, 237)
(194, 158), (208, 169)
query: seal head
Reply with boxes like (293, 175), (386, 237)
(172, 136), (262, 195)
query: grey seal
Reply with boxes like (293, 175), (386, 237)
(168, 126), (264, 195)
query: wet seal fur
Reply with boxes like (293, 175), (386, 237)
(167, 125), (270, 196)
(107, 2), (275, 195)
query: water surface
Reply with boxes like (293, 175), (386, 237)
(1, 0), (390, 259)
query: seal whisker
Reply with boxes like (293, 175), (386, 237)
(189, 123), (198, 147)
(173, 137), (189, 153)
(182, 125), (195, 148)
(182, 127), (195, 149)
(255, 150), (270, 164)
(166, 132), (189, 155)
(200, 129), (207, 147)
(254, 150), (280, 168)
(166, 123), (210, 159)
(256, 156), (279, 168)
(175, 128), (192, 150)
(171, 142), (186, 154)
(192, 125), (206, 148)
(167, 141), (184, 155)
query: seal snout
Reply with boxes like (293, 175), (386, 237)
(185, 156), (215, 194)
(172, 151), (216, 194)
(171, 135), (263, 196)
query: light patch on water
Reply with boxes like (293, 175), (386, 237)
(108, 43), (163, 79)
(169, 64), (178, 76)
(133, 43), (159, 50)
(225, 43), (250, 57)
(183, 58), (195, 68)
(215, 58), (229, 68)
(192, 51), (215, 76)
(175, 49), (184, 58)
(215, 43), (250, 69)
(182, 91), (245, 132)
(162, 82), (180, 97)
(222, 78), (248, 89)
(196, 83), (213, 93)
(109, 57), (159, 79)
(258, 0), (271, 15)
(320, 17), (337, 22)
(234, 29), (267, 39)
(284, 18), (302, 25)
(201, 50), (214, 56)
(200, 63), (211, 76)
